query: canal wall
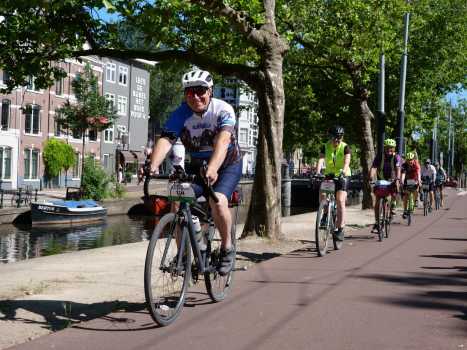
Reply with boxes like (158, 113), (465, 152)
(0, 179), (360, 225)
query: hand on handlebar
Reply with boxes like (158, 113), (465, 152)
(204, 165), (218, 185)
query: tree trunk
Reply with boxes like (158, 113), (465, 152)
(81, 131), (85, 188)
(241, 52), (285, 240)
(355, 95), (375, 209)
(347, 63), (375, 210)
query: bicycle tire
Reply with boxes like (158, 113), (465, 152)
(434, 189), (440, 210)
(332, 201), (343, 250)
(377, 198), (385, 242)
(423, 191), (428, 216)
(205, 206), (237, 302)
(384, 200), (391, 238)
(315, 200), (330, 256)
(407, 192), (413, 226)
(144, 213), (191, 326)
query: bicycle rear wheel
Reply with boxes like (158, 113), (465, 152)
(377, 198), (385, 242)
(332, 202), (343, 250)
(204, 208), (237, 302)
(315, 200), (331, 256)
(144, 213), (191, 326)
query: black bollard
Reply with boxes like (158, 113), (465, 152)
(281, 163), (291, 217)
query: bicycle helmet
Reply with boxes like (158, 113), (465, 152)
(384, 138), (396, 148)
(434, 161), (439, 167)
(406, 152), (415, 160)
(329, 125), (345, 138)
(182, 70), (213, 89)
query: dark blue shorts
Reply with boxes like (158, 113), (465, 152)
(190, 160), (242, 200)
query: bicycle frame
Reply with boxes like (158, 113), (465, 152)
(170, 201), (216, 275)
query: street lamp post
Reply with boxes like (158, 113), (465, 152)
(376, 53), (386, 160)
(396, 11), (410, 157)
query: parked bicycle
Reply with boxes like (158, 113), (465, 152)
(403, 179), (418, 226)
(143, 165), (239, 326)
(10, 188), (32, 208)
(314, 174), (344, 256)
(372, 180), (395, 242)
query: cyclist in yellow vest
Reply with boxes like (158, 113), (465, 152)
(316, 125), (351, 241)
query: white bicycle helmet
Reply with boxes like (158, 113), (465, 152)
(182, 70), (213, 89)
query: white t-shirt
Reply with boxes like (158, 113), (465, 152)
(421, 164), (436, 182)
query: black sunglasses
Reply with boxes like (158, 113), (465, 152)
(185, 86), (209, 97)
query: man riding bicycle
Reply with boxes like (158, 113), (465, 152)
(434, 162), (447, 207)
(421, 159), (437, 211)
(369, 138), (401, 233)
(316, 125), (351, 242)
(401, 151), (421, 219)
(148, 69), (242, 276)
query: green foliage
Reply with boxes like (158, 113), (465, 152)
(42, 138), (76, 177)
(56, 63), (117, 134)
(149, 61), (190, 126)
(81, 157), (111, 201)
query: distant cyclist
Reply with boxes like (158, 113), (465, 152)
(369, 138), (401, 233)
(316, 125), (351, 242)
(401, 151), (421, 219)
(421, 159), (437, 210)
(147, 69), (242, 276)
(434, 162), (447, 207)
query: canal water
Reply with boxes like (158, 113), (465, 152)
(0, 215), (162, 264)
(0, 205), (317, 264)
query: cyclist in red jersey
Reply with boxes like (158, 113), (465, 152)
(401, 152), (421, 218)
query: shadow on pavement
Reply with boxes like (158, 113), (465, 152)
(430, 237), (467, 242)
(0, 299), (148, 332)
(360, 260), (467, 328)
(236, 251), (281, 263)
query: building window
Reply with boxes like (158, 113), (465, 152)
(1, 71), (10, 85)
(103, 154), (110, 168)
(0, 146), (12, 180)
(1, 99), (10, 131)
(117, 95), (127, 115)
(105, 93), (115, 109)
(106, 63), (116, 83)
(26, 76), (40, 92)
(72, 129), (82, 139)
(24, 104), (40, 134)
(55, 77), (64, 96)
(88, 128), (97, 141)
(104, 127), (114, 143)
(72, 152), (80, 178)
(24, 148), (39, 180)
(118, 66), (128, 86)
(239, 128), (248, 143)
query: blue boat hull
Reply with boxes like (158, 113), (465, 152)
(31, 202), (107, 225)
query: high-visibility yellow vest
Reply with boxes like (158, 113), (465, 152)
(324, 141), (351, 176)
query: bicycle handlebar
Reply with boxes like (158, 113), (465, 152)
(143, 165), (219, 203)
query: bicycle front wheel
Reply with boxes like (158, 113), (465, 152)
(144, 213), (191, 326)
(315, 200), (330, 256)
(384, 199), (391, 238)
(377, 198), (385, 242)
(434, 189), (440, 210)
(204, 209), (237, 302)
(423, 192), (429, 216)
(407, 192), (414, 226)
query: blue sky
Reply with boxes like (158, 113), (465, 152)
(446, 90), (466, 107)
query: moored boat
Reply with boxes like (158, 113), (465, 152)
(31, 199), (107, 225)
